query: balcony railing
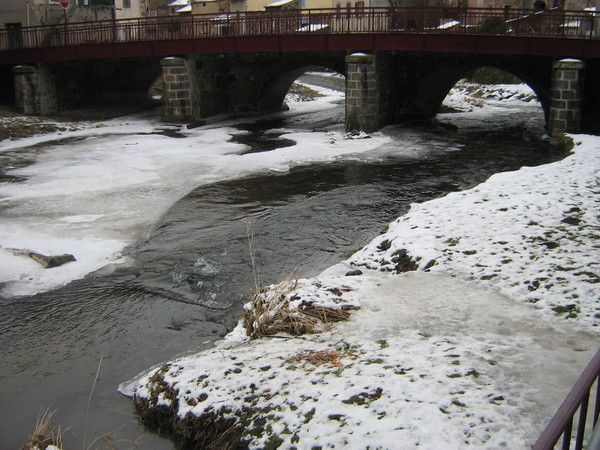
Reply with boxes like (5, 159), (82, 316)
(534, 348), (600, 450)
(0, 7), (598, 51)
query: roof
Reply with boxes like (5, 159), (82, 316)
(266, 0), (294, 7)
(176, 4), (192, 11)
(169, 0), (189, 6)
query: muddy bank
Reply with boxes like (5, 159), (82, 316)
(0, 103), (154, 141)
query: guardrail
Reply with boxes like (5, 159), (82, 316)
(534, 348), (600, 450)
(0, 7), (598, 51)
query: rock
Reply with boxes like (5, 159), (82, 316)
(28, 252), (76, 268)
(187, 120), (206, 129)
(345, 269), (363, 276)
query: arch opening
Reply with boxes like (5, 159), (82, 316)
(260, 65), (346, 115)
(438, 66), (544, 117)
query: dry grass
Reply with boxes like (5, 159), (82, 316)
(22, 408), (63, 450)
(242, 273), (358, 339)
(288, 349), (343, 368)
(287, 83), (325, 102)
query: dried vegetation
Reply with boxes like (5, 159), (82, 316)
(22, 409), (63, 450)
(242, 274), (358, 339)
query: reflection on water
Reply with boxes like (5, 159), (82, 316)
(0, 111), (565, 448)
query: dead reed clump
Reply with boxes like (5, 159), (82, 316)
(302, 304), (358, 323)
(287, 83), (325, 102)
(242, 274), (359, 339)
(22, 408), (63, 450)
(242, 274), (316, 338)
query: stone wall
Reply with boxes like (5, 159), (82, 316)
(161, 57), (193, 122)
(345, 53), (379, 132)
(13, 65), (57, 115)
(548, 59), (584, 137)
(158, 52), (345, 123)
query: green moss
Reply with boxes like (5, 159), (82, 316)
(303, 408), (316, 424)
(552, 304), (580, 318)
(342, 388), (383, 405)
(377, 339), (389, 349)
(264, 435), (284, 450)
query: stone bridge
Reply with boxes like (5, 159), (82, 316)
(1, 7), (599, 136)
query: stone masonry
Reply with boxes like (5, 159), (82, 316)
(161, 57), (192, 122)
(345, 53), (379, 133)
(549, 59), (585, 137)
(12, 64), (57, 115)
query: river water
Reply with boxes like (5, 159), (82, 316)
(0, 98), (566, 448)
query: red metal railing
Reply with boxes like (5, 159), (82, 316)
(0, 7), (597, 51)
(534, 348), (600, 450)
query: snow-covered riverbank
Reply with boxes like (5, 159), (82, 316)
(122, 84), (599, 448)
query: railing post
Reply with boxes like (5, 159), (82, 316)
(575, 393), (589, 450)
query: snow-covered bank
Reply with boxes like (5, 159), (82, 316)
(351, 134), (599, 331)
(123, 270), (597, 449)
(123, 85), (598, 447)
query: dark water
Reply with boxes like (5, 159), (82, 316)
(0, 109), (566, 449)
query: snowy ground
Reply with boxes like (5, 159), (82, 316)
(122, 82), (599, 448)
(351, 134), (600, 331)
(123, 271), (597, 449)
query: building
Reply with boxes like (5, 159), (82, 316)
(114, 0), (149, 19)
(147, 0), (170, 15)
(192, 0), (230, 14)
(0, 0), (114, 28)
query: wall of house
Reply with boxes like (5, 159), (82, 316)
(246, 0), (276, 10)
(304, 0), (333, 8)
(477, 0), (592, 7)
(147, 0), (170, 15)
(0, 2), (114, 28)
(115, 0), (148, 19)
(0, 1), (28, 26)
(192, 1), (222, 14)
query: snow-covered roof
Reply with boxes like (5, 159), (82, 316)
(437, 19), (459, 29)
(176, 4), (192, 12)
(297, 23), (328, 31)
(266, 0), (294, 6)
(169, 0), (188, 6)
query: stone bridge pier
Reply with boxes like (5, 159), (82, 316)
(10, 52), (598, 137)
(159, 51), (596, 136)
(159, 52), (346, 123)
(11, 58), (162, 115)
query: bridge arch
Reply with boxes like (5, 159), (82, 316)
(409, 61), (551, 125)
(259, 65), (346, 112)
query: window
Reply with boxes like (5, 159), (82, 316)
(355, 1), (364, 15)
(123, 0), (131, 7)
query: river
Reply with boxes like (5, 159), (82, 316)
(0, 91), (566, 449)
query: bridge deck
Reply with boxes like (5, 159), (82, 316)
(1, 7), (599, 64)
